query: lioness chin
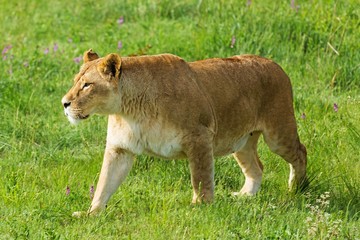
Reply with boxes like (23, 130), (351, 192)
(62, 49), (307, 216)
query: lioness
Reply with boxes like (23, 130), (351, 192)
(62, 49), (307, 216)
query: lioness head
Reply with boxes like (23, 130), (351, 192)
(61, 49), (122, 124)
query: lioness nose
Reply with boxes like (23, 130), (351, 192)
(62, 97), (71, 108)
(63, 101), (71, 108)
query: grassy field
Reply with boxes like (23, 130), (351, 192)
(0, 0), (359, 239)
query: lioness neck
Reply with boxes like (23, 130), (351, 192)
(117, 56), (161, 119)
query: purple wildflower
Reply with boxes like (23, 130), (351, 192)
(290, 0), (300, 12)
(66, 186), (70, 196)
(247, 0), (252, 6)
(2, 45), (12, 60)
(117, 16), (124, 26)
(73, 56), (82, 64)
(117, 41), (123, 50)
(44, 48), (49, 55)
(90, 185), (94, 199)
(230, 36), (236, 48)
(2, 44), (12, 56)
(301, 112), (306, 119)
(53, 43), (59, 52)
(290, 0), (295, 8)
(333, 103), (338, 112)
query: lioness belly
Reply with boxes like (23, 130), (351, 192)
(213, 134), (250, 156)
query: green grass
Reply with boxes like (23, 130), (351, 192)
(1, 0), (359, 239)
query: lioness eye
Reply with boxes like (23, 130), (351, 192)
(82, 83), (92, 89)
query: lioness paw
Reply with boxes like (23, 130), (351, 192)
(232, 191), (255, 197)
(72, 211), (87, 218)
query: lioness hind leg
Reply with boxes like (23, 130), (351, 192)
(233, 131), (263, 196)
(263, 127), (307, 192)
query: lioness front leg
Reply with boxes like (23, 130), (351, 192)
(74, 148), (134, 217)
(187, 140), (215, 204)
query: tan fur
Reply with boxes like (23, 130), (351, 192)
(62, 50), (307, 216)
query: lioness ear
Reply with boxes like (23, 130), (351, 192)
(83, 49), (100, 63)
(98, 53), (122, 79)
